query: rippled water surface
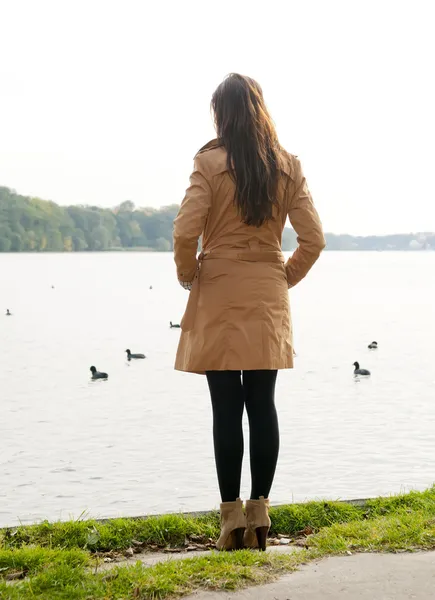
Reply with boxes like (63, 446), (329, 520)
(1, 251), (434, 526)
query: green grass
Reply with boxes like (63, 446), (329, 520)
(0, 513), (220, 553)
(0, 549), (310, 599)
(269, 499), (363, 535)
(4, 486), (435, 554)
(2, 486), (435, 599)
(0, 547), (89, 578)
(365, 486), (435, 517)
(308, 510), (435, 554)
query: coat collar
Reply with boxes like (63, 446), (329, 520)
(195, 139), (223, 157)
(195, 139), (294, 179)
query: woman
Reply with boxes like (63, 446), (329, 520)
(173, 74), (325, 551)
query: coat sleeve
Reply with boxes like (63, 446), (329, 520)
(173, 159), (212, 282)
(285, 159), (326, 287)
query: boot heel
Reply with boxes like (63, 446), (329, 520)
(255, 526), (269, 551)
(232, 527), (245, 550)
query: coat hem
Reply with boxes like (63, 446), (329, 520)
(174, 363), (294, 375)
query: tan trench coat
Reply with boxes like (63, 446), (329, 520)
(173, 140), (325, 374)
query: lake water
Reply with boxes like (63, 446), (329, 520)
(1, 251), (434, 527)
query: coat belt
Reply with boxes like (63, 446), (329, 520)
(180, 249), (285, 332)
(198, 249), (285, 263)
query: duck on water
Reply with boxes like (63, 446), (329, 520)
(125, 349), (146, 360)
(90, 366), (108, 380)
(6, 309), (12, 316)
(353, 362), (371, 376)
(368, 341), (378, 349)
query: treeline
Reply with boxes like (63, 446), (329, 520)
(0, 187), (177, 252)
(282, 229), (435, 251)
(0, 186), (434, 252)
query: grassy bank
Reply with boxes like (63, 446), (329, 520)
(1, 487), (435, 599)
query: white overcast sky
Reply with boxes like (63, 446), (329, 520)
(0, 0), (434, 235)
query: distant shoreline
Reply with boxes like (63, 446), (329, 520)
(0, 247), (434, 255)
(1, 185), (434, 253)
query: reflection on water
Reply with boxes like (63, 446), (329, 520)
(1, 251), (435, 526)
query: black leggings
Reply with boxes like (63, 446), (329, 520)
(206, 370), (279, 502)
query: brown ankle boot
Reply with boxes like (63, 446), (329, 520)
(216, 498), (246, 551)
(243, 496), (271, 551)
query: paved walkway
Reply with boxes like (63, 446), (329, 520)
(184, 551), (435, 600)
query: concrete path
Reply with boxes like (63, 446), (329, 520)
(184, 551), (435, 600)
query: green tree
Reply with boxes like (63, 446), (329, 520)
(0, 237), (12, 251)
(155, 237), (171, 252)
(91, 225), (110, 250)
(9, 232), (24, 251)
(0, 225), (12, 251)
(117, 200), (135, 212)
(72, 229), (88, 251)
(47, 230), (64, 251)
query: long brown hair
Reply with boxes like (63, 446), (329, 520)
(211, 73), (282, 227)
